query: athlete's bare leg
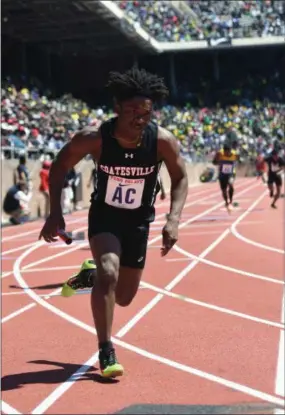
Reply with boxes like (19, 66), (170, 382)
(271, 184), (281, 208)
(89, 234), (143, 342)
(89, 233), (121, 344)
(228, 183), (234, 204)
(268, 183), (274, 198)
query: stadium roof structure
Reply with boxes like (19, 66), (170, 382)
(1, 0), (158, 57)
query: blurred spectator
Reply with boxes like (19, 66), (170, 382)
(13, 154), (30, 185)
(3, 181), (32, 225)
(61, 168), (82, 213)
(1, 79), (116, 159)
(1, 73), (284, 165)
(118, 0), (285, 42)
(39, 160), (52, 218)
(189, 0), (285, 40)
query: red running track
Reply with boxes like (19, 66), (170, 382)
(1, 178), (284, 414)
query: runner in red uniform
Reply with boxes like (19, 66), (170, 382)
(255, 153), (267, 184)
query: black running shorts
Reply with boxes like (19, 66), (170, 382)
(218, 174), (235, 190)
(268, 172), (282, 187)
(88, 202), (149, 269)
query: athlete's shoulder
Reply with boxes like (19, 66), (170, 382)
(74, 124), (101, 139)
(144, 120), (158, 137)
(157, 126), (181, 160)
(68, 124), (102, 158)
(157, 125), (176, 141)
(157, 126), (179, 146)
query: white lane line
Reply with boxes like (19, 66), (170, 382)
(1, 401), (22, 414)
(1, 303), (37, 323)
(178, 230), (223, 236)
(275, 292), (285, 397)
(166, 258), (191, 262)
(2, 217), (86, 242)
(140, 281), (284, 329)
(1, 225), (88, 279)
(1, 181), (248, 280)
(9, 181), (259, 413)
(114, 337), (285, 408)
(1, 265), (80, 279)
(0, 188), (214, 278)
(116, 183), (262, 338)
(1, 288), (62, 324)
(2, 292), (28, 296)
(231, 209), (284, 255)
(10, 182), (253, 411)
(2, 186), (242, 321)
(31, 352), (100, 415)
(0, 180), (230, 243)
(174, 190), (284, 286)
(2, 187), (240, 324)
(2, 242), (37, 256)
(2, 187), (238, 332)
(174, 244), (283, 285)
(12, 213), (285, 413)
(7, 179), (241, 282)
(230, 189), (284, 254)
(2, 229), (44, 243)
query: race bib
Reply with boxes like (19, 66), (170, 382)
(221, 164), (233, 174)
(105, 176), (145, 209)
(271, 163), (279, 172)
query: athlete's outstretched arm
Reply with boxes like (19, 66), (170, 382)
(158, 128), (188, 222)
(158, 173), (166, 199)
(212, 151), (220, 165)
(158, 128), (188, 256)
(49, 127), (100, 214)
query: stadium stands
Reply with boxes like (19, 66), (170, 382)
(118, 0), (285, 42)
(2, 77), (284, 163)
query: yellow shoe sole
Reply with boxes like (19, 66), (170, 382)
(101, 363), (124, 378)
(61, 282), (76, 298)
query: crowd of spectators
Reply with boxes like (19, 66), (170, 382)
(118, 0), (285, 42)
(1, 76), (284, 163)
(1, 78), (115, 159)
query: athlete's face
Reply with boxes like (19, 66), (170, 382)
(117, 97), (153, 132)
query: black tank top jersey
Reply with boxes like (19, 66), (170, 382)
(92, 117), (161, 223)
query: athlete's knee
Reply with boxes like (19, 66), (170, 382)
(115, 267), (142, 307)
(97, 253), (119, 287)
(116, 295), (135, 307)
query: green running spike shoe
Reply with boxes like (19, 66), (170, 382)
(61, 259), (96, 298)
(99, 347), (124, 378)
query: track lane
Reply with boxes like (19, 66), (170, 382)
(2, 179), (284, 414)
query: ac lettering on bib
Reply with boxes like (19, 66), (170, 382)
(222, 164), (233, 174)
(271, 163), (279, 172)
(105, 176), (145, 209)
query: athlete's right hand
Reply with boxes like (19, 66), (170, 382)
(39, 212), (65, 243)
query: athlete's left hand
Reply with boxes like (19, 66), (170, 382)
(161, 218), (179, 256)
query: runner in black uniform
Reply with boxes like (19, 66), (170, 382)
(212, 143), (239, 213)
(265, 149), (284, 209)
(39, 67), (188, 378)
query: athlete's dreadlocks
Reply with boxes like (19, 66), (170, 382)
(106, 66), (169, 103)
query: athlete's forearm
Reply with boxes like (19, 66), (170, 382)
(168, 175), (188, 222)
